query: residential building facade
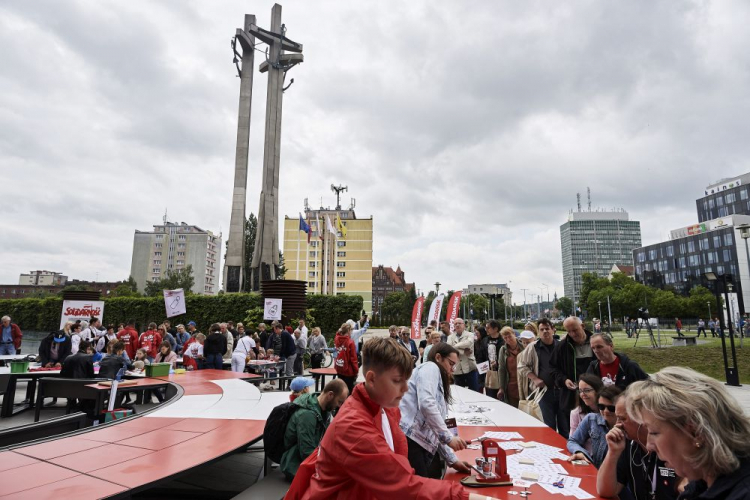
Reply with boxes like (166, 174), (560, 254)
(372, 265), (415, 318)
(283, 209), (373, 316)
(19, 270), (67, 286)
(560, 209), (642, 305)
(130, 221), (221, 295)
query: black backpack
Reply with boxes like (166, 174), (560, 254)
(263, 402), (301, 463)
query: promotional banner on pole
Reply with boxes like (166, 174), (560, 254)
(163, 289), (187, 318)
(447, 291), (462, 333)
(410, 296), (425, 340)
(427, 293), (445, 328)
(60, 301), (105, 329)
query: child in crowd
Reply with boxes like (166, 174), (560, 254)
(289, 376), (315, 402)
(183, 333), (205, 370)
(285, 337), (494, 500)
(131, 348), (150, 373)
(265, 348), (278, 387)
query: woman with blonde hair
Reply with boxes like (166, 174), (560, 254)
(627, 366), (750, 499)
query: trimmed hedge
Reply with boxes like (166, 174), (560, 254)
(0, 292), (363, 339)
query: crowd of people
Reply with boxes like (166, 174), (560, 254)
(283, 316), (750, 500)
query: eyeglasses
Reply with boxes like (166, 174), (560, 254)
(577, 388), (595, 395)
(598, 403), (616, 412)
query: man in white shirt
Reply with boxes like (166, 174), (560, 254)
(298, 319), (309, 344)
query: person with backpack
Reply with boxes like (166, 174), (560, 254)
(334, 322), (358, 393)
(278, 379), (349, 479)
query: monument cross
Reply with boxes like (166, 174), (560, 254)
(223, 14), (256, 293)
(249, 3), (304, 290)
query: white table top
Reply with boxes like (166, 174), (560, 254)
(449, 385), (546, 428)
(0, 354), (27, 361)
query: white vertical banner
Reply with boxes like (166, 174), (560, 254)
(163, 289), (187, 318)
(264, 298), (283, 321)
(427, 293), (445, 328)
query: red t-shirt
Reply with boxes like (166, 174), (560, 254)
(599, 357), (621, 386)
(138, 330), (163, 357)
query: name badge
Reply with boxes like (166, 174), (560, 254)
(445, 417), (458, 436)
(658, 466), (675, 478)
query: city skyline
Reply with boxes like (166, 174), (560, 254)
(3, 1), (750, 300)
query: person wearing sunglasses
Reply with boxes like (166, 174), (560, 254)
(567, 385), (622, 468)
(399, 342), (472, 478)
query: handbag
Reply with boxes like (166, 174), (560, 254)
(518, 387), (546, 422)
(485, 369), (501, 390)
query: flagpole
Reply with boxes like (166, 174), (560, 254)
(333, 213), (337, 295)
(296, 226), (301, 281)
(305, 217), (309, 291)
(323, 224), (328, 295)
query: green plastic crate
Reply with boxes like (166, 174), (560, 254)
(10, 361), (29, 373)
(145, 362), (171, 377)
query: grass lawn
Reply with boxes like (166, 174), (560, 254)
(605, 329), (750, 384)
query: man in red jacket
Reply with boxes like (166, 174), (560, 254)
(286, 337), (496, 500)
(138, 322), (163, 362)
(117, 320), (140, 360)
(334, 322), (358, 394)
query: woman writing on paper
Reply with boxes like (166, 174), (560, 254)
(399, 342), (472, 478)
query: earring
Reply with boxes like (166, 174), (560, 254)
(695, 442), (702, 448)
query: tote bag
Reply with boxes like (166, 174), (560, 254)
(518, 387), (546, 422)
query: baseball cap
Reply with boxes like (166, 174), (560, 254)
(53, 331), (67, 343)
(290, 377), (315, 392)
(188, 321), (196, 327)
(520, 331), (536, 340)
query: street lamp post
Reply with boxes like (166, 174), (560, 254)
(704, 272), (741, 386)
(598, 301), (602, 322)
(707, 301), (711, 321)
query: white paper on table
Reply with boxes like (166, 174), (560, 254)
(480, 431), (524, 440)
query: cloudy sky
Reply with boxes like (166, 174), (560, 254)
(2, 0), (750, 303)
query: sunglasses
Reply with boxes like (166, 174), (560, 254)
(598, 403), (616, 412)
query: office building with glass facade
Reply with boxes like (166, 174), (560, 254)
(560, 210), (642, 305)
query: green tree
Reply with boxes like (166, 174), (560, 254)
(381, 291), (410, 325)
(242, 213), (258, 292)
(556, 297), (573, 316)
(112, 276), (140, 297)
(144, 265), (196, 297)
(56, 284), (91, 297)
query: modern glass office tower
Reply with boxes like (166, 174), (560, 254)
(560, 210), (642, 305)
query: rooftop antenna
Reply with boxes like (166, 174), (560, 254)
(163, 207), (168, 225)
(331, 184), (348, 210)
(587, 187), (591, 211)
(576, 193), (581, 212)
(304, 198), (309, 212)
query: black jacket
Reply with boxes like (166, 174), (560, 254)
(204, 332), (228, 356)
(679, 457), (750, 500)
(98, 355), (133, 379)
(479, 335), (504, 365)
(585, 352), (649, 389)
(60, 352), (95, 379)
(38, 332), (72, 366)
(550, 329), (594, 410)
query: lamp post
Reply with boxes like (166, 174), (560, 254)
(598, 301), (602, 322)
(704, 272), (741, 386)
(707, 301), (711, 321)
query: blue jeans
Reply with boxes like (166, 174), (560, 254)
(0, 343), (16, 355)
(205, 353), (223, 370)
(539, 387), (570, 438)
(454, 370), (480, 392)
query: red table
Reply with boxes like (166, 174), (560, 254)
(309, 367), (337, 391)
(443, 426), (605, 499)
(1, 370), (267, 499)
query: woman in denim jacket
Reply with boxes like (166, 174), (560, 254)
(566, 385), (621, 468)
(399, 342), (472, 478)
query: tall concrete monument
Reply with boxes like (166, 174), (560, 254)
(223, 14), (256, 293)
(223, 4), (303, 292)
(248, 4), (303, 290)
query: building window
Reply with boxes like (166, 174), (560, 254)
(177, 260), (184, 265)
(156, 234), (163, 239)
(337, 271), (346, 277)
(177, 252), (185, 257)
(337, 241), (346, 247)
(723, 249), (731, 262)
(308, 281), (316, 288)
(311, 241), (319, 247)
(716, 197), (724, 207)
(309, 271), (316, 278)
(155, 243), (162, 248)
(337, 262), (346, 267)
(154, 252), (162, 257)
(713, 236), (721, 247)
(336, 282), (346, 288)
(742, 189), (748, 201)
(725, 233), (733, 246)
(179, 235), (186, 240)
(337, 251), (346, 257)
(309, 262), (317, 268)
(152, 268), (160, 273)
(178, 244), (185, 249)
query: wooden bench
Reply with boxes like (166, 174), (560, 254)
(672, 336), (698, 346)
(0, 412), (88, 448)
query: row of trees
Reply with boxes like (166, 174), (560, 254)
(578, 272), (717, 321)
